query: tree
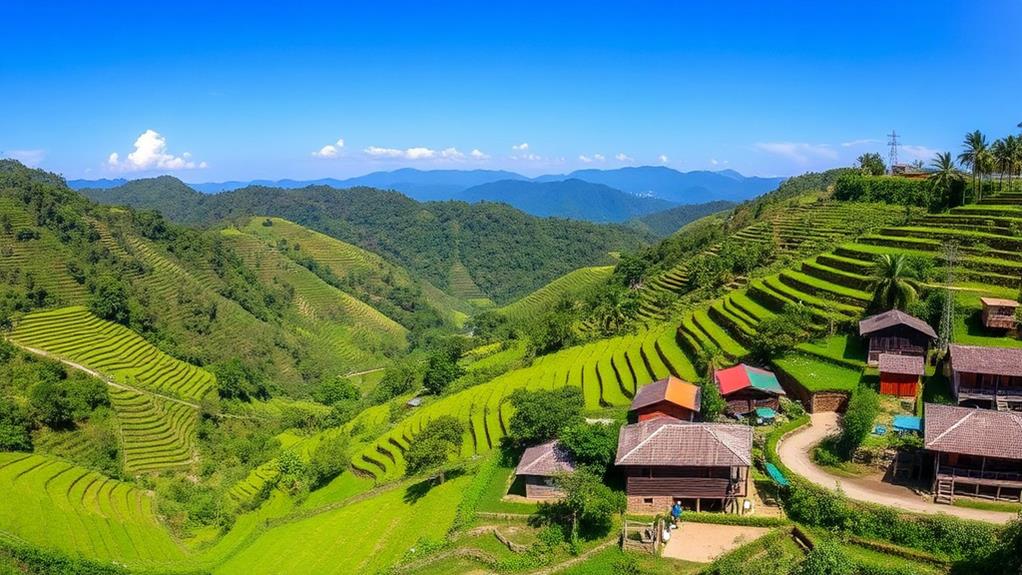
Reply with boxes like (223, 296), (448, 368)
(312, 376), (360, 406)
(868, 254), (917, 311)
(559, 422), (620, 470)
(856, 152), (886, 176)
(524, 303), (578, 356)
(276, 450), (309, 495)
(506, 387), (584, 448)
(694, 344), (728, 378)
(748, 303), (812, 362)
(959, 130), (989, 201)
(210, 358), (268, 402)
(590, 285), (641, 335)
(837, 386), (879, 458)
(28, 372), (108, 429)
(404, 415), (463, 481)
(308, 434), (351, 487)
(547, 469), (626, 542)
(698, 377), (727, 422)
(88, 274), (131, 326)
(992, 138), (1010, 192)
(422, 350), (464, 395)
(0, 398), (32, 452)
(928, 152), (964, 209)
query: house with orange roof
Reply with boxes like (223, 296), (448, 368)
(628, 376), (701, 422)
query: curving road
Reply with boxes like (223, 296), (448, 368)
(777, 412), (1016, 525)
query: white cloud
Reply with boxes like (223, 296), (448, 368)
(312, 138), (345, 158)
(511, 153), (542, 161)
(511, 142), (529, 151)
(594, 154), (605, 162)
(470, 148), (489, 159)
(578, 154), (593, 163)
(579, 153), (607, 164)
(900, 145), (940, 163)
(615, 153), (634, 163)
(364, 146), (405, 158)
(440, 147), (465, 159)
(841, 138), (881, 148)
(710, 158), (729, 166)
(363, 145), (486, 162)
(658, 154), (669, 164)
(1, 149), (46, 167)
(405, 147), (436, 160)
(107, 130), (206, 172)
(753, 142), (838, 164)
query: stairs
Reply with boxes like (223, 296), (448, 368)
(935, 478), (953, 504)
(996, 398), (1009, 412)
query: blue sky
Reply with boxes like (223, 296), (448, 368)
(2, 1), (1020, 181)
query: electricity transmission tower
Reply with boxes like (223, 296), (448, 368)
(938, 241), (959, 354)
(887, 130), (900, 174)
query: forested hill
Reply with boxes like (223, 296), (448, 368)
(627, 200), (736, 236)
(81, 177), (653, 304)
(456, 178), (674, 222)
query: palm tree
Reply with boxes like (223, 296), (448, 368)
(869, 254), (918, 311)
(1006, 135), (1021, 192)
(993, 138), (1010, 193)
(929, 152), (963, 208)
(958, 130), (989, 201)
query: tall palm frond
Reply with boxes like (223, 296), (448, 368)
(869, 253), (918, 311)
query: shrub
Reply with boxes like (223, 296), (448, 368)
(833, 174), (932, 208)
(539, 469), (626, 542)
(404, 415), (463, 480)
(837, 386), (879, 458)
(87, 274), (131, 325)
(28, 373), (108, 429)
(422, 351), (464, 395)
(795, 539), (854, 575)
(749, 303), (813, 362)
(308, 434), (350, 488)
(210, 358), (269, 402)
(311, 376), (359, 406)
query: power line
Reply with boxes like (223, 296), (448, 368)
(887, 130), (900, 173)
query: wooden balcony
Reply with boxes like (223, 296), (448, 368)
(937, 465), (1022, 488)
(983, 314), (1017, 330)
(626, 477), (745, 499)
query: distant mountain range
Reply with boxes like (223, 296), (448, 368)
(70, 166), (780, 227)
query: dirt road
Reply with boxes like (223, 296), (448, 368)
(777, 412), (1016, 525)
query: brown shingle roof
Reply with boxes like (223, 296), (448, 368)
(515, 440), (576, 477)
(614, 419), (752, 467)
(924, 403), (1022, 460)
(878, 353), (925, 376)
(949, 344), (1022, 378)
(980, 297), (1020, 308)
(859, 310), (937, 339)
(629, 376), (701, 412)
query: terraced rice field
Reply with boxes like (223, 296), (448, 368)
(9, 307), (210, 472)
(0, 452), (184, 566)
(214, 475), (470, 575)
(636, 201), (911, 320)
(448, 260), (487, 301)
(9, 306), (214, 401)
(656, 190), (1022, 395)
(500, 266), (613, 322)
(349, 323), (696, 482)
(221, 227), (406, 369)
(0, 198), (88, 305)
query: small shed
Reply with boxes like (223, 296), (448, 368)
(629, 376), (701, 422)
(514, 440), (576, 500)
(406, 397), (423, 408)
(980, 297), (1019, 331)
(859, 310), (937, 366)
(878, 353), (924, 398)
(714, 364), (786, 416)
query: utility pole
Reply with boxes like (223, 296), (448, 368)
(938, 241), (959, 355)
(887, 130), (900, 174)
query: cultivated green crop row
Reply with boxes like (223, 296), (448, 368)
(499, 266), (613, 322)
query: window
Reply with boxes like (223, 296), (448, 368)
(643, 498), (654, 504)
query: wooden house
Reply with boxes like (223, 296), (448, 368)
(878, 353), (924, 398)
(615, 418), (751, 513)
(980, 297), (1019, 331)
(948, 344), (1022, 411)
(924, 403), (1022, 504)
(628, 376), (701, 422)
(713, 364), (786, 416)
(859, 310), (937, 366)
(514, 440), (576, 500)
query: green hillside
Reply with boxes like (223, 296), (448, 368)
(81, 177), (652, 304)
(499, 265), (614, 322)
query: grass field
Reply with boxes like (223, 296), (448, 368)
(0, 452), (185, 566)
(213, 475), (470, 575)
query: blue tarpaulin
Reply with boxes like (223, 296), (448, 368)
(755, 407), (777, 419)
(766, 463), (789, 487)
(893, 415), (922, 433)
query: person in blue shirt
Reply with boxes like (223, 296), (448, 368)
(670, 501), (682, 526)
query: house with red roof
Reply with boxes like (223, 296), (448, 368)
(714, 364), (786, 417)
(628, 376), (701, 422)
